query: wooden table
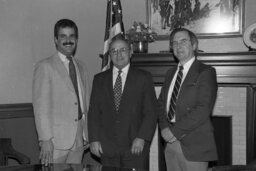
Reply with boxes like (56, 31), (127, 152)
(0, 163), (147, 171)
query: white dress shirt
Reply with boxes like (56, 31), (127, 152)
(112, 64), (130, 92)
(166, 57), (195, 122)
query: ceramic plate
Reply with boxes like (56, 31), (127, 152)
(243, 23), (256, 49)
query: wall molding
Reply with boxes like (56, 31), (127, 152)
(132, 51), (256, 85)
(0, 103), (33, 119)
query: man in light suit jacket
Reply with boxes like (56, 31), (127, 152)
(88, 38), (157, 169)
(33, 19), (90, 165)
(158, 28), (218, 171)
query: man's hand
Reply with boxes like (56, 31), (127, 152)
(90, 141), (103, 157)
(161, 128), (177, 143)
(39, 139), (54, 166)
(83, 140), (90, 150)
(131, 138), (145, 155)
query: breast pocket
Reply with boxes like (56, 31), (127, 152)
(179, 82), (200, 105)
(186, 81), (199, 87)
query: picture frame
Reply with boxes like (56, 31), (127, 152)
(146, 0), (245, 40)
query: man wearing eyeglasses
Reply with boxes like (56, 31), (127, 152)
(88, 38), (157, 169)
(158, 28), (218, 171)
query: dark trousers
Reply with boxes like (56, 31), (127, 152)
(101, 144), (150, 170)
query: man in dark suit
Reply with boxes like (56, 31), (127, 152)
(88, 38), (157, 169)
(158, 28), (218, 171)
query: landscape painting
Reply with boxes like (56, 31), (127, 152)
(147, 0), (244, 39)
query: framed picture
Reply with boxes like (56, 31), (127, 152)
(146, 0), (245, 40)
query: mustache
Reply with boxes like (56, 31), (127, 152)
(63, 42), (74, 46)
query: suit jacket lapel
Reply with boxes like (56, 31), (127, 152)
(118, 67), (134, 113)
(105, 70), (117, 114)
(52, 53), (75, 94)
(163, 68), (177, 105)
(75, 60), (86, 111)
(178, 60), (200, 99)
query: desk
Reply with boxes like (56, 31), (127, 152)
(0, 164), (147, 171)
(212, 165), (256, 171)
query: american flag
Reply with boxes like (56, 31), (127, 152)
(101, 0), (125, 71)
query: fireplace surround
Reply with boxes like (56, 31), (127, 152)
(131, 51), (256, 169)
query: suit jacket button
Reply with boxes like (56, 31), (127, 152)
(74, 119), (78, 122)
(74, 102), (78, 105)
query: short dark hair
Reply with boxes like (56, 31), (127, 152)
(169, 27), (198, 54)
(54, 19), (78, 39)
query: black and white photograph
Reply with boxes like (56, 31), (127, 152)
(1, 1), (256, 171)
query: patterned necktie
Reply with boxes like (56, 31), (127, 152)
(67, 56), (82, 120)
(113, 70), (122, 111)
(167, 65), (184, 122)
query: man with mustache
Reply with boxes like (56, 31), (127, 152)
(33, 19), (90, 165)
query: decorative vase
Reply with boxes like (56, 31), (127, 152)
(132, 41), (148, 53)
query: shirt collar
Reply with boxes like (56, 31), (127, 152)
(113, 64), (130, 75)
(58, 51), (73, 62)
(179, 56), (195, 71)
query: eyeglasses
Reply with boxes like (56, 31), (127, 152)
(58, 34), (77, 41)
(110, 47), (129, 56)
(171, 39), (190, 48)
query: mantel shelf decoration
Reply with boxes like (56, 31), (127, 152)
(243, 23), (256, 51)
(126, 21), (157, 53)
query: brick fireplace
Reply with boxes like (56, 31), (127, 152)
(214, 86), (246, 164)
(132, 52), (256, 170)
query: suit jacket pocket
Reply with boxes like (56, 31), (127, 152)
(52, 124), (76, 149)
(186, 82), (198, 87)
(101, 141), (118, 158)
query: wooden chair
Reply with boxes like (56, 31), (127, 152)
(0, 138), (30, 166)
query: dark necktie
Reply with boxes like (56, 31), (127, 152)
(167, 65), (183, 122)
(67, 56), (82, 120)
(113, 70), (122, 111)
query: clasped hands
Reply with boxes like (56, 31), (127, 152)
(90, 138), (145, 157)
(161, 128), (177, 143)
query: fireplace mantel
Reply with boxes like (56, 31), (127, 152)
(131, 51), (256, 85)
(131, 51), (256, 165)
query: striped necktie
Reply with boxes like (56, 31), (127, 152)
(113, 70), (122, 111)
(167, 65), (183, 122)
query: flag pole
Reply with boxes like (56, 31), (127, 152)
(105, 0), (112, 71)
(109, 0), (113, 39)
(101, 0), (124, 71)
(101, 0), (112, 71)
